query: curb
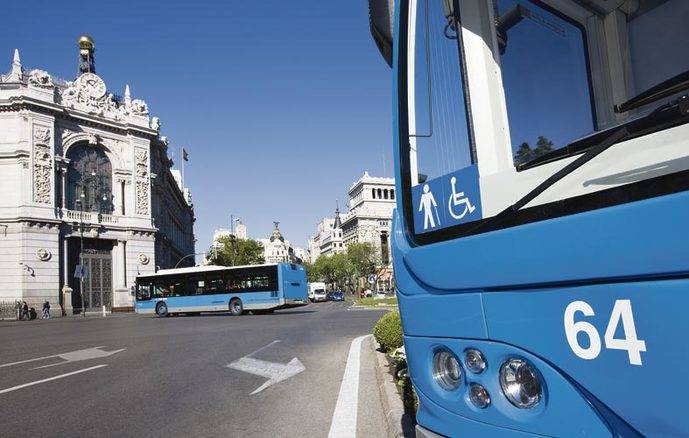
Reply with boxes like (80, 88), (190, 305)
(370, 336), (415, 437)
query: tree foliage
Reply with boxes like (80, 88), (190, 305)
(210, 237), (265, 267)
(347, 242), (379, 280)
(513, 135), (555, 166)
(307, 242), (380, 290)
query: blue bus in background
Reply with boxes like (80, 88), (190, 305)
(135, 263), (308, 317)
(370, 0), (689, 436)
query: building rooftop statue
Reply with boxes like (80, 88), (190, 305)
(269, 221), (285, 242)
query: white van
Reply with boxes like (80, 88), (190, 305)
(308, 282), (327, 302)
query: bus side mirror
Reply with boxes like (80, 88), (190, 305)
(369, 0), (394, 67)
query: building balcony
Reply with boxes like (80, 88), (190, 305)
(61, 208), (120, 225)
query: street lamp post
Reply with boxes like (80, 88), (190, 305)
(230, 215), (241, 263)
(174, 252), (207, 269)
(75, 197), (85, 317)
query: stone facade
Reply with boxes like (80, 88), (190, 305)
(306, 173), (395, 289)
(0, 45), (194, 314)
(258, 223), (296, 264)
(342, 172), (396, 289)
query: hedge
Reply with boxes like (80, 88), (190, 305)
(373, 310), (403, 353)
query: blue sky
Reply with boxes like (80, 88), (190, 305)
(3, 0), (392, 250)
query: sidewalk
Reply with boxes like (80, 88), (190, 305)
(368, 336), (417, 438)
(0, 311), (135, 326)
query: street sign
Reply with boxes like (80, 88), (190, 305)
(74, 264), (88, 279)
(368, 275), (377, 285)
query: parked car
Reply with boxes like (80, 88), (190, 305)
(328, 290), (345, 302)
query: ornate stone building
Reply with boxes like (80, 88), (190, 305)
(340, 172), (395, 290)
(258, 222), (296, 264)
(0, 37), (195, 313)
(308, 205), (345, 262)
(307, 173), (395, 289)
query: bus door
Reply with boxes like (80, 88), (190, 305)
(392, 0), (689, 436)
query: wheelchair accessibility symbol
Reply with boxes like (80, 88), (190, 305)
(448, 176), (476, 220)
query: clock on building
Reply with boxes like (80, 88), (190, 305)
(76, 72), (106, 99)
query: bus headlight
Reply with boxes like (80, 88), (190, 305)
(499, 358), (542, 409)
(469, 383), (491, 408)
(433, 349), (462, 390)
(464, 348), (487, 374)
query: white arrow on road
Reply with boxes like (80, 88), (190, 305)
(227, 342), (305, 395)
(0, 346), (126, 370)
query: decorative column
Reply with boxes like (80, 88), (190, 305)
(59, 166), (67, 209)
(61, 236), (73, 315)
(113, 240), (130, 310)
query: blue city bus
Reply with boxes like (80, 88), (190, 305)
(369, 0), (689, 436)
(135, 263), (308, 317)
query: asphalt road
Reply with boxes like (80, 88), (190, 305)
(0, 302), (388, 437)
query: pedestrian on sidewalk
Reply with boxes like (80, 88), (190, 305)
(42, 301), (51, 319)
(20, 301), (29, 320)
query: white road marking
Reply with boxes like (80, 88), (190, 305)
(328, 334), (370, 438)
(226, 340), (305, 395)
(245, 340), (281, 358)
(0, 364), (108, 395)
(0, 346), (125, 370)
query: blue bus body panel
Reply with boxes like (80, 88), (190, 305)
(135, 291), (280, 313)
(401, 189), (689, 291)
(394, 192), (689, 436)
(280, 264), (309, 302)
(482, 279), (689, 438)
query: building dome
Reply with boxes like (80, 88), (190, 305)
(270, 227), (284, 242)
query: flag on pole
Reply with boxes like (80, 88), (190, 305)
(183, 148), (189, 161)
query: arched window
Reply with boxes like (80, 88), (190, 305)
(372, 188), (376, 199)
(391, 189), (395, 200)
(377, 188), (382, 199)
(66, 144), (113, 213)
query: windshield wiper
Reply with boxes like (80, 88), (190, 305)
(467, 127), (629, 235)
(517, 93), (689, 171)
(615, 70), (689, 113)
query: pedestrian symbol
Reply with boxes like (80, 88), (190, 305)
(418, 184), (440, 230)
(448, 176), (476, 220)
(411, 165), (482, 234)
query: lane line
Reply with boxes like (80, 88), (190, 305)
(0, 364), (108, 395)
(245, 340), (281, 358)
(328, 334), (370, 438)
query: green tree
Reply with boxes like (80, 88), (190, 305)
(303, 261), (320, 283)
(513, 136), (555, 166)
(346, 242), (379, 284)
(534, 136), (554, 156)
(331, 252), (355, 289)
(514, 142), (533, 166)
(210, 236), (265, 267)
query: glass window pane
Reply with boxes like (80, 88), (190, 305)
(409, 0), (473, 186)
(497, 0), (595, 166)
(205, 274), (225, 294)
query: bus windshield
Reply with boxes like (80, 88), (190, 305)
(401, 0), (689, 242)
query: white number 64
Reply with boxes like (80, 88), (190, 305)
(564, 299), (647, 366)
